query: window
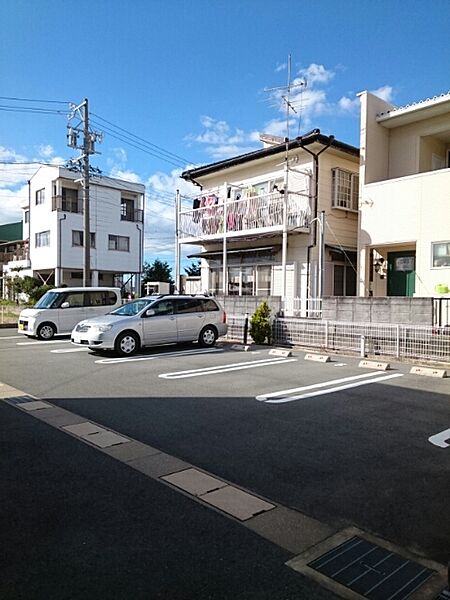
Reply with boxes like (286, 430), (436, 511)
(72, 230), (95, 248)
(61, 188), (80, 213)
(333, 264), (357, 296)
(24, 210), (29, 224)
(86, 291), (118, 306)
(36, 189), (45, 205)
(108, 234), (129, 252)
(174, 298), (204, 313)
(121, 198), (134, 221)
(150, 300), (174, 316)
(432, 241), (450, 268)
(35, 230), (50, 247)
(332, 168), (359, 211)
(202, 299), (219, 312)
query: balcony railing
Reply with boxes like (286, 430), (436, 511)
(52, 195), (83, 213)
(179, 191), (310, 241)
(0, 248), (30, 265)
(121, 208), (144, 223)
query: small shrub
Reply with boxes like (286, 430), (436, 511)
(249, 301), (272, 344)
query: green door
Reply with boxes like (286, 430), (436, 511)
(387, 251), (416, 296)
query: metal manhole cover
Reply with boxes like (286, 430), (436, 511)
(308, 535), (434, 600)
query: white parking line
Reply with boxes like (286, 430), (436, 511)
(51, 347), (91, 353)
(17, 339), (71, 346)
(95, 347), (223, 364)
(256, 372), (404, 404)
(428, 428), (450, 448)
(159, 357), (297, 379)
(0, 335), (23, 340)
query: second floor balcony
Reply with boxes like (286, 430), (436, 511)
(179, 191), (310, 243)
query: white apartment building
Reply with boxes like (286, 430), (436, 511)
(180, 130), (360, 305)
(358, 90), (450, 297)
(3, 166), (145, 294)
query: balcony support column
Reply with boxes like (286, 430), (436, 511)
(222, 183), (228, 295)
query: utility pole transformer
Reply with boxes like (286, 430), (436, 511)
(67, 98), (102, 287)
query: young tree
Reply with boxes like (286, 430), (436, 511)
(142, 259), (174, 285)
(184, 260), (201, 276)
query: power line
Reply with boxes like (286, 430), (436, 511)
(91, 112), (190, 164)
(0, 95), (70, 105)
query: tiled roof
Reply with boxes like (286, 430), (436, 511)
(377, 91), (450, 118)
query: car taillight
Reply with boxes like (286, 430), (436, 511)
(223, 311), (227, 323)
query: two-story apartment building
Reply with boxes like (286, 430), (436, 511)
(180, 130), (360, 307)
(2, 166), (145, 295)
(358, 91), (450, 298)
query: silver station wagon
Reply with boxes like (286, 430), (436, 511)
(71, 294), (228, 356)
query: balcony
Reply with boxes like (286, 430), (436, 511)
(52, 195), (83, 214)
(179, 191), (310, 243)
(0, 248), (30, 268)
(120, 207), (144, 223)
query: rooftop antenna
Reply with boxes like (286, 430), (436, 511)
(264, 55), (306, 301)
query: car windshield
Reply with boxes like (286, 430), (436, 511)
(34, 291), (62, 309)
(110, 298), (153, 317)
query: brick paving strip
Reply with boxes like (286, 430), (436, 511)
(1, 382), (447, 600)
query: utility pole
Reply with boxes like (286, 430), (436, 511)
(67, 98), (102, 287)
(82, 99), (91, 287)
(175, 189), (180, 293)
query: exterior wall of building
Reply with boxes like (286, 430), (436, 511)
(358, 91), (450, 298)
(183, 142), (359, 300)
(23, 166), (144, 287)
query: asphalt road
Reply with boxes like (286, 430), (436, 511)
(1, 330), (449, 599)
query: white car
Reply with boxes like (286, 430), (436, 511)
(71, 295), (227, 356)
(18, 287), (122, 340)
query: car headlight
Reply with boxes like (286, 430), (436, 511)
(93, 324), (113, 332)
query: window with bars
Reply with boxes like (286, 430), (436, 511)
(108, 234), (130, 252)
(35, 230), (50, 247)
(331, 168), (359, 211)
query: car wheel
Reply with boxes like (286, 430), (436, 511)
(198, 325), (217, 347)
(114, 331), (139, 356)
(36, 322), (56, 340)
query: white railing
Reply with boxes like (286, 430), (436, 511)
(224, 316), (450, 363)
(282, 297), (322, 318)
(179, 191), (310, 240)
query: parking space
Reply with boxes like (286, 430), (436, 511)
(1, 328), (450, 569)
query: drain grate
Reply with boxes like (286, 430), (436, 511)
(308, 535), (434, 600)
(4, 395), (36, 406)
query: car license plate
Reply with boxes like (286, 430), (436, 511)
(18, 323), (24, 330)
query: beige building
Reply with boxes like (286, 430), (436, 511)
(358, 91), (450, 297)
(180, 130), (359, 306)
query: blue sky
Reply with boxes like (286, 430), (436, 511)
(1, 0), (449, 268)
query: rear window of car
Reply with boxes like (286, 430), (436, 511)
(202, 299), (219, 311)
(174, 298), (204, 313)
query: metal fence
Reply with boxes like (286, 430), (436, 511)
(224, 316), (450, 363)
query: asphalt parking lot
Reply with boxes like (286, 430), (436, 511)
(1, 330), (449, 599)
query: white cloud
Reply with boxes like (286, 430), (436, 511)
(299, 63), (335, 85)
(0, 184), (29, 224)
(185, 117), (260, 159)
(372, 85), (394, 102)
(338, 85), (394, 115)
(275, 62), (287, 72)
(338, 95), (360, 112)
(38, 144), (54, 159)
(109, 167), (142, 184)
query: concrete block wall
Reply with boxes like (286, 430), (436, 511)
(215, 295), (282, 317)
(322, 296), (434, 325)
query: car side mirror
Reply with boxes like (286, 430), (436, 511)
(145, 308), (156, 317)
(61, 302), (70, 309)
